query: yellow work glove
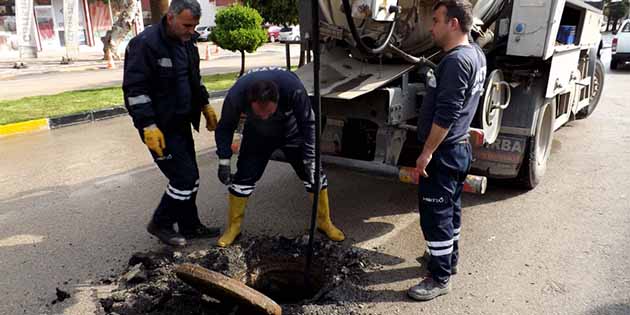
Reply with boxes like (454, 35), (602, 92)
(202, 105), (218, 132)
(143, 124), (166, 157)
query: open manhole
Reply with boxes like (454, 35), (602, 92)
(100, 236), (374, 315)
(240, 257), (326, 305)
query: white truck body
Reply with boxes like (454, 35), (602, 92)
(292, 0), (605, 190)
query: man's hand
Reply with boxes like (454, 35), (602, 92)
(143, 124), (166, 157)
(415, 152), (432, 178)
(218, 159), (232, 185)
(202, 105), (218, 132)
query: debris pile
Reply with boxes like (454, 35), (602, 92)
(100, 236), (378, 315)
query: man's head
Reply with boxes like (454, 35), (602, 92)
(431, 0), (473, 49)
(166, 0), (201, 42)
(247, 80), (279, 120)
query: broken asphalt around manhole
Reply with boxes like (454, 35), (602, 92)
(97, 235), (407, 315)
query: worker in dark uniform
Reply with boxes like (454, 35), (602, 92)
(123, 0), (220, 247)
(408, 0), (486, 301)
(214, 67), (345, 247)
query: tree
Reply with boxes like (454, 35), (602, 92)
(243, 0), (298, 27)
(101, 0), (140, 60)
(150, 0), (169, 24)
(210, 5), (268, 76)
(604, 0), (630, 32)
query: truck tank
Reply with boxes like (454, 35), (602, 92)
(317, 0), (507, 58)
(298, 0), (507, 98)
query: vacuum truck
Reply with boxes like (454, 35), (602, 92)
(290, 0), (606, 192)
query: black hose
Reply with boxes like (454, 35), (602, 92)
(341, 0), (398, 55)
(305, 0), (321, 287)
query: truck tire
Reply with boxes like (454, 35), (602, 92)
(519, 100), (555, 189)
(576, 59), (605, 119)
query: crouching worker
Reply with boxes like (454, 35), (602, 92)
(214, 67), (345, 247)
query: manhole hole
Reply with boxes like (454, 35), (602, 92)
(100, 236), (375, 315)
(241, 257), (325, 305)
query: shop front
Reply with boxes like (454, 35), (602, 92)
(0, 0), (17, 52)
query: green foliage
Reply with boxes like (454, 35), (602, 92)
(210, 5), (267, 53)
(243, 0), (299, 27)
(605, 0), (630, 19)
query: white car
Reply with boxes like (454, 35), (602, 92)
(611, 19), (630, 70)
(195, 26), (212, 42)
(279, 25), (300, 42)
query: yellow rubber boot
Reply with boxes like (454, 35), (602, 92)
(310, 188), (345, 242)
(217, 194), (248, 247)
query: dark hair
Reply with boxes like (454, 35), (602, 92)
(169, 0), (201, 18)
(247, 80), (279, 104)
(432, 0), (474, 33)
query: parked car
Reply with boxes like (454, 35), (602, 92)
(611, 19), (630, 70)
(279, 25), (300, 42)
(267, 25), (281, 42)
(195, 26), (213, 42)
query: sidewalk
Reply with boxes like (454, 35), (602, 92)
(0, 45), (115, 78)
(0, 42), (300, 80)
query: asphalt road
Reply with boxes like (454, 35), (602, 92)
(0, 52), (629, 315)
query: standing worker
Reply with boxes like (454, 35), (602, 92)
(214, 67), (345, 247)
(408, 0), (486, 301)
(123, 0), (220, 246)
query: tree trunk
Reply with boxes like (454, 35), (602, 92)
(150, 0), (168, 25)
(239, 50), (245, 77)
(102, 0), (140, 60)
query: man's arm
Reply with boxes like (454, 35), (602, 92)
(416, 57), (471, 176)
(292, 88), (316, 162)
(122, 38), (156, 130)
(416, 123), (449, 177)
(214, 95), (241, 161)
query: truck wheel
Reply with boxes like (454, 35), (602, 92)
(576, 59), (605, 119)
(519, 100), (555, 189)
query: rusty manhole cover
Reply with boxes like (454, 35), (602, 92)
(175, 263), (282, 315)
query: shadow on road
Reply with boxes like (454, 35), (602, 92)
(587, 303), (630, 315)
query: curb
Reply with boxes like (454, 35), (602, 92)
(0, 106), (128, 138)
(0, 89), (228, 138)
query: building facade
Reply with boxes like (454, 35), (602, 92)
(1, 0), (238, 55)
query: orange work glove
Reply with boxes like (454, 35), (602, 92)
(143, 124), (166, 157)
(202, 105), (218, 132)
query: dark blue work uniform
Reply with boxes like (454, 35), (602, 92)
(215, 67), (326, 198)
(417, 44), (486, 283)
(122, 17), (210, 231)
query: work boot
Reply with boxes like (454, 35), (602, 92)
(407, 277), (451, 301)
(310, 188), (345, 242)
(180, 223), (220, 239)
(147, 221), (186, 247)
(217, 194), (248, 247)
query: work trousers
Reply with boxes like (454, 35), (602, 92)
(418, 142), (472, 283)
(229, 130), (327, 198)
(144, 124), (202, 231)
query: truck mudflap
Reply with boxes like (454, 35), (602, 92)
(471, 133), (528, 179)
